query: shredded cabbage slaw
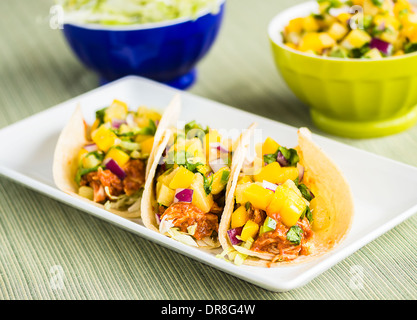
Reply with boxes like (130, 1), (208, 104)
(58, 0), (221, 25)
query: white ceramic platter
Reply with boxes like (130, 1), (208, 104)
(1, 76), (416, 292)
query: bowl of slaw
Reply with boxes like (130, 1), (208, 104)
(268, 0), (417, 138)
(60, 0), (226, 90)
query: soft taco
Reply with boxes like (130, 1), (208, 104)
(53, 95), (181, 219)
(218, 127), (354, 266)
(141, 119), (252, 249)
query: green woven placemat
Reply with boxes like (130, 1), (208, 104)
(0, 0), (416, 299)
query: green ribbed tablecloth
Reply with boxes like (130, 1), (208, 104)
(1, 0), (416, 300)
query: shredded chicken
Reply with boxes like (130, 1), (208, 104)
(80, 159), (146, 202)
(161, 202), (219, 240)
(252, 217), (313, 262)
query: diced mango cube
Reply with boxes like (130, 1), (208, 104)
(337, 12), (352, 25)
(285, 17), (304, 34)
(240, 220), (259, 242)
(231, 206), (249, 229)
(302, 15), (320, 32)
(243, 183), (274, 211)
(299, 33), (322, 52)
(235, 182), (251, 204)
(141, 137), (154, 155)
(135, 134), (154, 143)
(267, 184), (307, 227)
(168, 166), (195, 189)
(105, 148), (130, 167)
(262, 137), (280, 155)
(92, 125), (118, 152)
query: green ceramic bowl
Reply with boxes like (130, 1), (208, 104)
(268, 1), (417, 138)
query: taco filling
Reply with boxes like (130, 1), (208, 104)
(222, 136), (315, 264)
(75, 99), (162, 212)
(150, 121), (236, 248)
(218, 128), (354, 267)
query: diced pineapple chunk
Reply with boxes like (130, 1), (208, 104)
(253, 162), (299, 185)
(211, 167), (230, 195)
(363, 48), (383, 59)
(342, 30), (372, 49)
(231, 206), (249, 229)
(104, 99), (128, 123)
(78, 148), (89, 165)
(92, 125), (118, 152)
(267, 184), (307, 227)
(380, 28), (400, 44)
(168, 166), (195, 189)
(187, 138), (205, 163)
(83, 154), (101, 169)
(190, 174), (214, 213)
(240, 220), (259, 242)
(328, 22), (349, 41)
(158, 167), (179, 186)
(157, 184), (176, 207)
(243, 183), (274, 211)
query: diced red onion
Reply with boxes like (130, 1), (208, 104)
(210, 142), (229, 153)
(209, 159), (228, 173)
(104, 158), (126, 180)
(174, 188), (193, 203)
(227, 227), (243, 245)
(155, 213), (161, 225)
(276, 151), (289, 167)
(370, 38), (393, 56)
(112, 119), (127, 129)
(262, 180), (278, 192)
(84, 143), (98, 152)
(297, 164), (304, 182)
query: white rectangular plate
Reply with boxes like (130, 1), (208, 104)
(1, 76), (417, 292)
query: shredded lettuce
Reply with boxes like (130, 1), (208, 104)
(59, 0), (221, 25)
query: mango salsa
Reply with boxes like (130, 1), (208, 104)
(283, 0), (417, 58)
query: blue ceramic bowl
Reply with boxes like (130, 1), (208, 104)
(62, 1), (225, 90)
